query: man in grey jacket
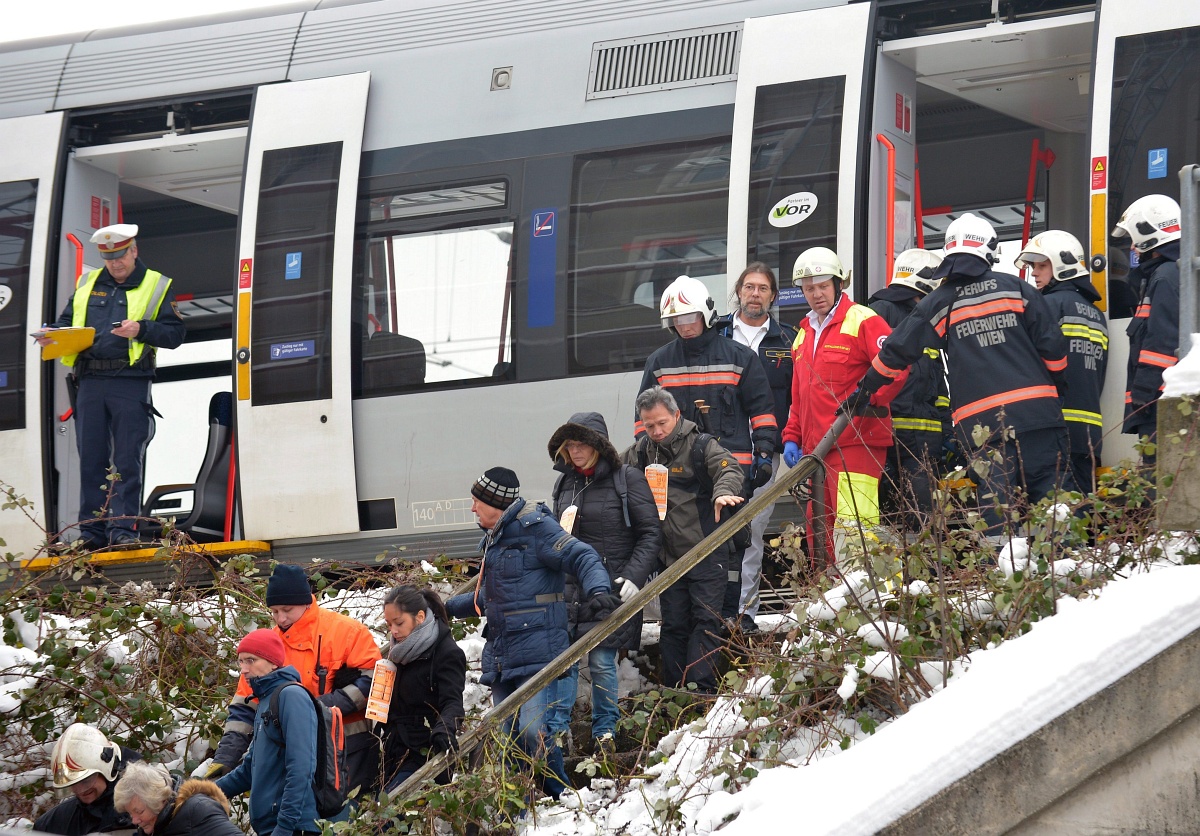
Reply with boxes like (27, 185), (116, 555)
(623, 386), (744, 693)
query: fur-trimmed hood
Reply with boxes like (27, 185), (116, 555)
(547, 412), (620, 469)
(173, 779), (231, 816)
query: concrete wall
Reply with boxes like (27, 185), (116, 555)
(880, 626), (1200, 835)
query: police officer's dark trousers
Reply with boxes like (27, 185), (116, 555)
(660, 547), (727, 694)
(75, 375), (155, 541)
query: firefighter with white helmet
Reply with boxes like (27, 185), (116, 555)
(35, 723), (140, 836)
(639, 274), (777, 619)
(1112, 194), (1183, 468)
(867, 249), (950, 531)
(782, 247), (907, 566)
(1017, 231), (1109, 492)
(845, 213), (1076, 544)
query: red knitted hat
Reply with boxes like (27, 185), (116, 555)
(236, 628), (286, 668)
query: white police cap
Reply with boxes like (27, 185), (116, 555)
(90, 224), (139, 259)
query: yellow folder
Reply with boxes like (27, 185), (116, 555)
(36, 327), (95, 361)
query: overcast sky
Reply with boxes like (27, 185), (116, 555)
(7, 1), (303, 43)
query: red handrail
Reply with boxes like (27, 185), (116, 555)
(1021, 139), (1057, 251)
(876, 134), (896, 282)
(913, 149), (925, 248)
(65, 233), (84, 285)
(224, 434), (237, 542)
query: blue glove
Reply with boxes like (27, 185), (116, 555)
(783, 441), (802, 468)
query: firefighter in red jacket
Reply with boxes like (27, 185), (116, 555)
(842, 214), (1074, 541)
(780, 248), (906, 567)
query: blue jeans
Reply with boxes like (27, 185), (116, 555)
(491, 675), (570, 799)
(549, 647), (620, 739)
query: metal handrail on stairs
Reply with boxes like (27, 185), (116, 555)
(387, 413), (852, 804)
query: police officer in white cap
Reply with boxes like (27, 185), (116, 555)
(36, 223), (185, 549)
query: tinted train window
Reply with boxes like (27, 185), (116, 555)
(568, 139), (731, 373)
(746, 76), (845, 306)
(358, 183), (514, 394)
(0, 179), (36, 431)
(1109, 26), (1200, 254)
(250, 142), (341, 406)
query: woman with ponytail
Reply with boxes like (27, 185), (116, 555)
(378, 586), (467, 792)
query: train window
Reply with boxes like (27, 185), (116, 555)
(357, 220), (514, 393)
(0, 179), (36, 431)
(250, 142), (342, 406)
(568, 138), (731, 373)
(369, 182), (508, 221)
(1108, 26), (1200, 243)
(745, 76), (845, 297)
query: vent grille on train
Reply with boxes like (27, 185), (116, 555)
(587, 23), (741, 100)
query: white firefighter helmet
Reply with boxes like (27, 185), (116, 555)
(943, 213), (999, 265)
(49, 723), (121, 788)
(1015, 230), (1087, 282)
(659, 275), (716, 329)
(792, 247), (848, 287)
(890, 248), (943, 294)
(1111, 194), (1181, 254)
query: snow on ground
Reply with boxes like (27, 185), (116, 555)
(516, 548), (1200, 836)
(1162, 333), (1200, 397)
(6, 542), (1200, 834)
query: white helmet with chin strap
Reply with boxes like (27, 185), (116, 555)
(1015, 230), (1087, 282)
(1111, 194), (1181, 254)
(890, 249), (943, 294)
(659, 275), (717, 330)
(50, 723), (122, 788)
(943, 213), (999, 265)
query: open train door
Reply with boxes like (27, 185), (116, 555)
(234, 74), (370, 540)
(0, 113), (64, 560)
(727, 2), (876, 303)
(1089, 1), (1200, 466)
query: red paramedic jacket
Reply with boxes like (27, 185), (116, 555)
(782, 292), (907, 453)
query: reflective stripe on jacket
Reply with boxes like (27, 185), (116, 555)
(62, 269), (171, 367)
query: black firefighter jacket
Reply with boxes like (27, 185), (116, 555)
(636, 327), (778, 467)
(1041, 277), (1108, 457)
(868, 285), (950, 438)
(1124, 242), (1180, 433)
(714, 313), (799, 451)
(863, 254), (1069, 446)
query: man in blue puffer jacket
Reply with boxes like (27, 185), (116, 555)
(446, 467), (615, 800)
(216, 629), (319, 836)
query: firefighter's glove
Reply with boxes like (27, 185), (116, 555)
(837, 386), (876, 418)
(783, 442), (802, 468)
(615, 577), (640, 603)
(751, 452), (773, 488)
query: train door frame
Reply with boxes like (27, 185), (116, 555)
(233, 72), (371, 541)
(1089, 0), (1200, 467)
(0, 112), (65, 559)
(726, 2), (876, 305)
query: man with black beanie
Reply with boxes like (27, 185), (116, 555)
(446, 467), (615, 801)
(201, 564), (382, 809)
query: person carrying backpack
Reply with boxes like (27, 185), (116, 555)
(545, 412), (661, 758)
(622, 386), (744, 694)
(215, 629), (320, 836)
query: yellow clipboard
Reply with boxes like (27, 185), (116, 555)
(36, 327), (95, 361)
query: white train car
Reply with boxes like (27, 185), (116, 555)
(0, 0), (1196, 566)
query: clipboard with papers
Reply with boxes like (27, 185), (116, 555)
(33, 327), (95, 361)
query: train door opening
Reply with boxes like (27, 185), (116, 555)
(51, 96), (249, 542)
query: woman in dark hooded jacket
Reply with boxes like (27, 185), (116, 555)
(546, 411), (661, 754)
(378, 585), (467, 793)
(113, 761), (242, 836)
